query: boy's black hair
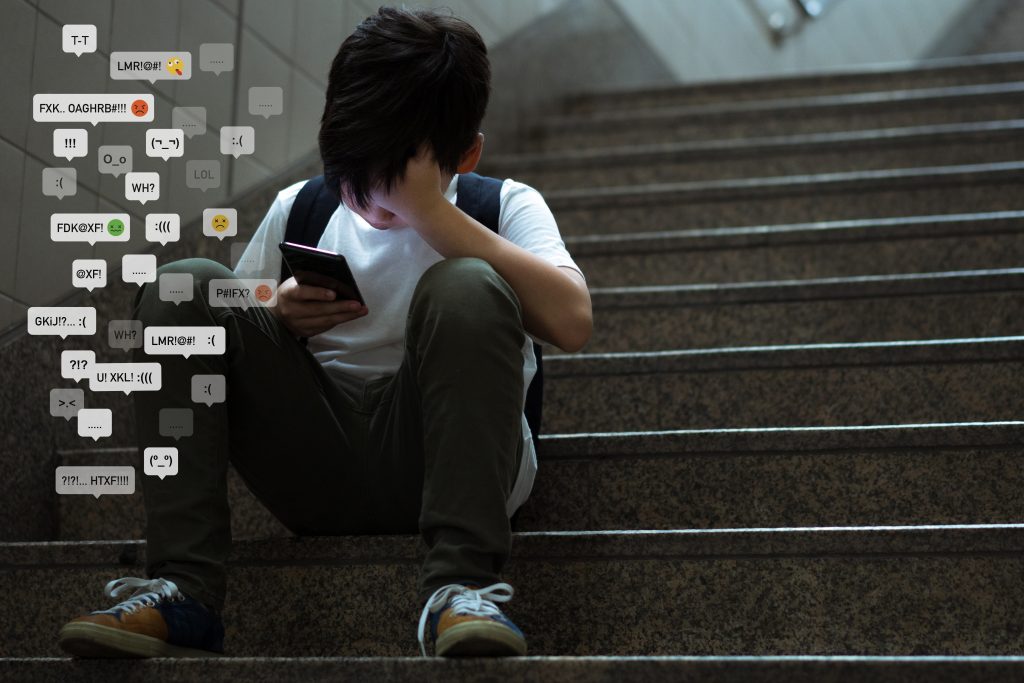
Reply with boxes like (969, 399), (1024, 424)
(319, 5), (491, 209)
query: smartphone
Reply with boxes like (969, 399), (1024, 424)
(278, 242), (365, 306)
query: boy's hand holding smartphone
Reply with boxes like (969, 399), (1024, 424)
(271, 278), (367, 338)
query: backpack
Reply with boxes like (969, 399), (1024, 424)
(282, 173), (544, 448)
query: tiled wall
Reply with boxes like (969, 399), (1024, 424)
(0, 0), (569, 340)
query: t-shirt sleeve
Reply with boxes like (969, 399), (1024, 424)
(498, 179), (585, 280)
(233, 182), (302, 281)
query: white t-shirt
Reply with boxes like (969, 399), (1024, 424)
(235, 174), (584, 516)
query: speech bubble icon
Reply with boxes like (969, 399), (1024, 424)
(50, 388), (85, 421)
(27, 306), (96, 338)
(71, 258), (107, 292)
(219, 126), (254, 159)
(202, 208), (237, 240)
(248, 86), (282, 119)
(77, 408), (112, 441)
(122, 254), (157, 287)
(171, 106), (207, 139)
(111, 51), (192, 83)
(53, 128), (88, 161)
(144, 326), (226, 358)
(159, 273), (193, 306)
(209, 279), (277, 310)
(146, 213), (180, 245)
(108, 319), (143, 351)
(56, 466), (134, 498)
(186, 160), (221, 192)
(42, 167), (77, 200)
(62, 24), (97, 57)
(199, 43), (234, 76)
(125, 171), (159, 205)
(159, 408), (193, 441)
(230, 241), (266, 272)
(61, 349), (96, 383)
(145, 128), (184, 161)
(191, 374), (226, 407)
(143, 447), (179, 479)
(97, 145), (133, 178)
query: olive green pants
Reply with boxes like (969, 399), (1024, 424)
(132, 257), (525, 612)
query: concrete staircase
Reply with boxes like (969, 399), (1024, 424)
(4, 52), (1024, 681)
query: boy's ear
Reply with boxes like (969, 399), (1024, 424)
(456, 132), (484, 174)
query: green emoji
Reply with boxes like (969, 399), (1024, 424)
(106, 219), (125, 237)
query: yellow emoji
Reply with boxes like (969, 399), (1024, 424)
(166, 56), (184, 76)
(211, 213), (229, 233)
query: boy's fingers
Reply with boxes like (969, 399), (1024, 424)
(289, 300), (365, 318)
(287, 284), (337, 301)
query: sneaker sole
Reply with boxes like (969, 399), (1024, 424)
(435, 620), (527, 657)
(58, 622), (220, 658)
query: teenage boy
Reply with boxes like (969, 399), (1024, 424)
(59, 5), (591, 658)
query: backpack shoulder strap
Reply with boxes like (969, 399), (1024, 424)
(281, 175), (339, 281)
(455, 172), (503, 233)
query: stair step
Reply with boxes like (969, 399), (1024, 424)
(5, 655), (1024, 682)
(5, 525), (1024, 656)
(54, 420), (1024, 539)
(487, 120), (1024, 190)
(563, 52), (1024, 113)
(547, 162), (1024, 236)
(586, 268), (1024, 351)
(537, 81), (1024, 150)
(568, 211), (1024, 287)
(543, 335), (1024, 433)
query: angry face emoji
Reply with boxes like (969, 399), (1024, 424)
(166, 56), (184, 76)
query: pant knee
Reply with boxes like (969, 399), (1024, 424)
(410, 258), (522, 333)
(134, 258), (235, 323)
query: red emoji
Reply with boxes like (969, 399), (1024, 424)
(131, 99), (149, 117)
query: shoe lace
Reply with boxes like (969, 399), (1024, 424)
(416, 582), (514, 657)
(97, 576), (185, 615)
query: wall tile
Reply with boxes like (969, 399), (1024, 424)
(110, 0), (182, 100)
(243, 0), (295, 56)
(230, 154), (273, 197)
(27, 15), (109, 192)
(0, 140), (27, 295)
(293, 0), (343, 85)
(287, 70), (321, 164)
(166, 130), (228, 230)
(36, 0), (112, 54)
(1, 0), (38, 150)
(234, 28), (290, 171)
(174, 0), (237, 129)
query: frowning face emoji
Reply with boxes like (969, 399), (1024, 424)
(166, 56), (185, 76)
(211, 213), (229, 233)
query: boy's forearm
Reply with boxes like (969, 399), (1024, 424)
(411, 200), (593, 352)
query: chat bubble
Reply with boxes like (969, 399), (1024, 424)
(185, 160), (221, 192)
(209, 279), (277, 310)
(61, 350), (96, 383)
(143, 447), (178, 479)
(89, 362), (161, 395)
(248, 86), (283, 118)
(72, 258), (107, 292)
(159, 273), (193, 306)
(144, 326), (226, 358)
(202, 208), (237, 240)
(97, 144), (133, 178)
(219, 126), (254, 159)
(146, 213), (180, 245)
(27, 306), (96, 338)
(125, 171), (159, 205)
(53, 128), (87, 161)
(171, 106), (206, 139)
(51, 213), (130, 245)
(159, 408), (193, 441)
(34, 94), (154, 126)
(76, 409), (112, 442)
(199, 43), (234, 75)
(50, 388), (85, 421)
(42, 167), (77, 200)
(62, 24), (97, 57)
(191, 374), (226, 407)
(230, 241), (265, 272)
(108, 319), (143, 351)
(56, 466), (134, 498)
(122, 254), (157, 286)
(111, 51), (192, 83)
(145, 128), (184, 161)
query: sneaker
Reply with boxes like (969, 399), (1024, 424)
(58, 577), (224, 658)
(417, 582), (527, 657)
